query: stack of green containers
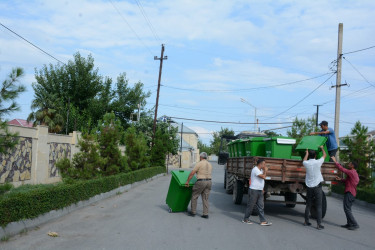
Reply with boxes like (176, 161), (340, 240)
(264, 137), (296, 159)
(295, 136), (330, 162)
(166, 170), (197, 213)
(233, 139), (247, 157)
(227, 141), (234, 157)
(244, 137), (266, 156)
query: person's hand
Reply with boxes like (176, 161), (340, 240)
(305, 148), (309, 153)
(319, 145), (324, 149)
(335, 176), (342, 181)
(185, 181), (189, 187)
(310, 132), (315, 135)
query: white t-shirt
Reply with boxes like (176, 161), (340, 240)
(303, 157), (324, 188)
(250, 166), (264, 190)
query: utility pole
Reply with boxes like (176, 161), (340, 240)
(152, 44), (168, 145)
(334, 23), (343, 152)
(137, 103), (141, 122)
(314, 105), (322, 127)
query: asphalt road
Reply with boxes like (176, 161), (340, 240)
(2, 162), (375, 250)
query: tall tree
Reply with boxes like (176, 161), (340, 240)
(0, 68), (26, 153)
(198, 140), (212, 155)
(287, 115), (316, 152)
(210, 127), (235, 155)
(340, 121), (375, 188)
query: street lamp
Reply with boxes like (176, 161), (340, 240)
(240, 98), (257, 132)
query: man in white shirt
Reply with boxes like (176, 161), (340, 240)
(303, 146), (326, 230)
(242, 158), (272, 226)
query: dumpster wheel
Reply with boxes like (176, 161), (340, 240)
(168, 208), (172, 213)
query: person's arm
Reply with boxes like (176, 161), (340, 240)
(330, 156), (352, 175)
(310, 130), (330, 135)
(185, 169), (197, 187)
(257, 167), (268, 180)
(303, 148), (309, 161)
(320, 145), (326, 160)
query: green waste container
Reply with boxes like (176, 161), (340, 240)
(245, 137), (266, 156)
(264, 137), (296, 159)
(235, 139), (246, 157)
(166, 170), (197, 213)
(291, 155), (302, 160)
(295, 136), (330, 162)
(227, 141), (234, 157)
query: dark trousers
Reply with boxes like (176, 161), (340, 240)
(191, 180), (212, 215)
(344, 192), (358, 227)
(243, 189), (266, 223)
(305, 185), (323, 225)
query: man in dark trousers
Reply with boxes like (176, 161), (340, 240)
(303, 146), (326, 230)
(242, 158), (272, 226)
(185, 152), (212, 219)
(331, 156), (360, 230)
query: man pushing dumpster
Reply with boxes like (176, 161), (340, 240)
(185, 152), (212, 219)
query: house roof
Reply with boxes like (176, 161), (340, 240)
(7, 119), (33, 127)
(159, 116), (198, 136)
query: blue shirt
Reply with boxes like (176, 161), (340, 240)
(320, 127), (338, 151)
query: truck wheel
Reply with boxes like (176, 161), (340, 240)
(226, 172), (235, 194)
(224, 169), (227, 189)
(310, 191), (327, 219)
(285, 192), (297, 208)
(233, 179), (244, 204)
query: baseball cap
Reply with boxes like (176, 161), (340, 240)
(319, 121), (328, 126)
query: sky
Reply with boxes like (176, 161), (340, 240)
(1, 0), (375, 145)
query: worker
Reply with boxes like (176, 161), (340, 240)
(185, 152), (212, 219)
(310, 120), (338, 160)
(331, 156), (360, 230)
(303, 146), (326, 230)
(242, 158), (272, 226)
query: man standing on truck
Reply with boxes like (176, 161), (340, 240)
(331, 156), (360, 230)
(303, 146), (326, 230)
(242, 158), (272, 226)
(185, 152), (212, 219)
(310, 120), (338, 160)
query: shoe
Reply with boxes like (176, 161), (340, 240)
(341, 224), (350, 228)
(317, 225), (325, 230)
(188, 212), (196, 217)
(347, 225), (359, 230)
(260, 222), (272, 226)
(201, 215), (209, 219)
(242, 220), (253, 225)
(304, 222), (312, 226)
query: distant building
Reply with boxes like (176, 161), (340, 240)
(7, 119), (33, 128)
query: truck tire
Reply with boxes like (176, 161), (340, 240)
(233, 179), (244, 204)
(284, 192), (297, 208)
(310, 191), (327, 219)
(224, 169), (227, 189)
(226, 172), (235, 194)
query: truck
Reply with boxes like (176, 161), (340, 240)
(218, 133), (341, 218)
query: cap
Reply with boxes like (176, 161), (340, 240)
(319, 121), (328, 126)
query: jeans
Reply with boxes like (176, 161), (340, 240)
(344, 192), (358, 227)
(191, 180), (212, 215)
(243, 189), (266, 223)
(305, 184), (323, 225)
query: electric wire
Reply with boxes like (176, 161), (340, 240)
(343, 57), (375, 88)
(0, 22), (65, 65)
(108, 0), (155, 56)
(134, 0), (161, 42)
(342, 45), (375, 55)
(168, 116), (293, 125)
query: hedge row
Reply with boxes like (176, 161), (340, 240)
(0, 166), (165, 227)
(331, 184), (375, 204)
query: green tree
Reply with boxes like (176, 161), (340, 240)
(150, 123), (179, 167)
(124, 126), (150, 170)
(198, 140), (212, 155)
(0, 68), (26, 153)
(264, 130), (281, 137)
(340, 121), (375, 188)
(210, 127), (235, 155)
(96, 112), (128, 175)
(287, 115), (316, 152)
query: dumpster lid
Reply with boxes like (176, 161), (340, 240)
(295, 136), (327, 151)
(171, 170), (197, 186)
(264, 137), (296, 144)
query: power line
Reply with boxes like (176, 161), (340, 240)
(169, 116), (293, 125)
(343, 56), (375, 88)
(342, 45), (375, 55)
(108, 0), (155, 56)
(267, 73), (336, 119)
(0, 22), (65, 65)
(134, 0), (161, 42)
(161, 72), (332, 93)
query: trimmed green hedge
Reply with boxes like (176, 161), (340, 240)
(331, 184), (375, 204)
(0, 167), (165, 227)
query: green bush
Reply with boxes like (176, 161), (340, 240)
(331, 184), (375, 204)
(0, 182), (13, 195)
(0, 167), (164, 227)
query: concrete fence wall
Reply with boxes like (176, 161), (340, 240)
(0, 125), (81, 187)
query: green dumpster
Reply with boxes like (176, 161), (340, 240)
(227, 141), (234, 157)
(166, 170), (197, 213)
(295, 136), (330, 162)
(264, 137), (296, 159)
(236, 139), (246, 157)
(245, 137), (266, 156)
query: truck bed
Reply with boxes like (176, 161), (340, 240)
(226, 156), (340, 184)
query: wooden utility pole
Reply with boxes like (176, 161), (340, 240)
(334, 23), (343, 150)
(152, 44), (167, 145)
(314, 104), (322, 127)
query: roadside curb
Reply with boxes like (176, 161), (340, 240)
(0, 173), (165, 239)
(329, 192), (375, 210)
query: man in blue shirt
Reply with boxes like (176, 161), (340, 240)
(310, 120), (338, 160)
